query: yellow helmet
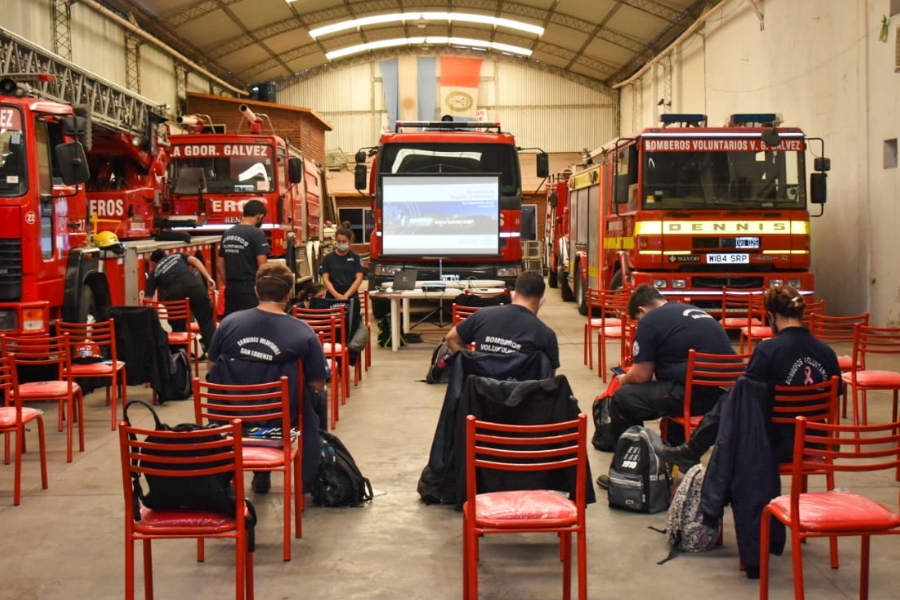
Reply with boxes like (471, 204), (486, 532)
(95, 230), (124, 254)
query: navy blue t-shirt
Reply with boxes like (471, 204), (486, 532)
(746, 326), (842, 389)
(632, 301), (735, 385)
(218, 224), (270, 283)
(454, 304), (560, 369)
(319, 250), (364, 297)
(145, 252), (193, 297)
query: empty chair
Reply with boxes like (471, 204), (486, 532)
(292, 309), (342, 429)
(118, 418), (254, 600)
(760, 416), (900, 600)
(451, 304), (482, 326)
(463, 414), (588, 600)
(0, 355), (48, 506)
(808, 312), (871, 418)
(841, 325), (900, 431)
(58, 318), (127, 430)
(582, 289), (628, 382)
(719, 289), (763, 334)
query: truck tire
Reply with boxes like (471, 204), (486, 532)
(559, 266), (574, 302)
(611, 270), (624, 291)
(575, 271), (588, 316)
(548, 263), (558, 288)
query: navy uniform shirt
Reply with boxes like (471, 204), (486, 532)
(319, 250), (364, 297)
(455, 304), (560, 369)
(146, 253), (193, 297)
(218, 224), (270, 283)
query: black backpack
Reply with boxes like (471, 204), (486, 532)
(123, 400), (256, 544)
(311, 431), (373, 507)
(425, 340), (454, 384)
(377, 315), (406, 349)
(607, 425), (672, 514)
(157, 349), (192, 402)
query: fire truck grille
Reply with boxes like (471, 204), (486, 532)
(692, 275), (765, 290)
(0, 239), (22, 301)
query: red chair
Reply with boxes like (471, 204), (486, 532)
(293, 305), (355, 399)
(193, 376), (302, 561)
(292, 310), (342, 429)
(118, 418), (254, 600)
(582, 290), (628, 382)
(58, 319), (128, 430)
(0, 355), (48, 506)
(463, 414), (588, 600)
(451, 303), (482, 326)
(661, 349), (751, 445)
(807, 312), (870, 417)
(718, 289), (763, 334)
(842, 325), (900, 434)
(1, 333), (85, 463)
(359, 289), (372, 372)
(740, 297), (825, 353)
(760, 416), (900, 600)
(143, 298), (200, 377)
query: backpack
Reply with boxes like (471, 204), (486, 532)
(608, 425), (672, 514)
(311, 431), (374, 507)
(591, 375), (621, 451)
(123, 400), (256, 545)
(658, 464), (721, 562)
(425, 340), (454, 384)
(157, 349), (191, 402)
(377, 315), (406, 348)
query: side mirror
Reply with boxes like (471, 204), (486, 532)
(810, 172), (827, 204)
(614, 174), (630, 204)
(814, 157), (831, 172)
(288, 157), (302, 184)
(536, 153), (549, 178)
(55, 142), (90, 185)
(355, 150), (367, 164)
(354, 164), (368, 191)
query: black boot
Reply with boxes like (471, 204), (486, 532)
(653, 440), (704, 473)
(251, 472), (271, 494)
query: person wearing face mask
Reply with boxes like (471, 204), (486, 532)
(217, 199), (271, 316)
(654, 284), (842, 473)
(318, 227), (364, 351)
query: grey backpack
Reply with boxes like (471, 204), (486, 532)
(607, 426), (671, 513)
(658, 463), (720, 563)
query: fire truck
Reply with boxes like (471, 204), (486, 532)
(543, 170), (572, 297)
(564, 113), (830, 314)
(0, 26), (219, 333)
(354, 119), (548, 317)
(159, 105), (337, 285)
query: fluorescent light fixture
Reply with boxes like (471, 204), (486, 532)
(309, 12), (544, 39)
(325, 37), (533, 60)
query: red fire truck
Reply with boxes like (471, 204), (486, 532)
(354, 119), (548, 317)
(564, 113), (830, 314)
(0, 26), (220, 333)
(543, 170), (572, 297)
(160, 105), (337, 284)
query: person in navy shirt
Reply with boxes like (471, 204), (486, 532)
(145, 249), (216, 354)
(217, 199), (271, 316)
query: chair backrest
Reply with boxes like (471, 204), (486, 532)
(0, 355), (14, 399)
(451, 304), (482, 325)
(143, 298), (192, 325)
(719, 289), (762, 326)
(684, 349), (751, 412)
(294, 312), (340, 351)
(771, 376), (840, 463)
(193, 376), (293, 443)
(851, 325), (900, 371)
(57, 318), (119, 362)
(465, 413), (588, 509)
(118, 419), (246, 523)
(786, 416), (900, 507)
(293, 305), (347, 344)
(808, 311), (870, 344)
(800, 299), (826, 328)
(0, 333), (73, 379)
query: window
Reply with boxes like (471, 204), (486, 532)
(884, 139), (898, 169)
(339, 207), (374, 243)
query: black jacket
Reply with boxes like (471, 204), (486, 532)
(108, 306), (172, 394)
(701, 376), (785, 570)
(417, 350), (554, 505)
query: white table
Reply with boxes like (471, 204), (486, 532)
(370, 286), (507, 351)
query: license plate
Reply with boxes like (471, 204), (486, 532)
(734, 236), (760, 249)
(706, 253), (749, 264)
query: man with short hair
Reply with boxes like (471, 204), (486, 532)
(207, 262), (327, 493)
(444, 271), (560, 372)
(217, 199), (270, 316)
(145, 249), (217, 354)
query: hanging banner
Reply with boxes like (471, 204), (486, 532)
(439, 56), (482, 120)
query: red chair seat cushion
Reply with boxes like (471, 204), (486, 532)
(722, 317), (762, 328)
(742, 326), (773, 337)
(242, 445), (294, 467)
(587, 318), (622, 328)
(322, 343), (346, 354)
(167, 332), (192, 344)
(473, 490), (577, 527)
(0, 406), (44, 427)
(68, 362), (124, 376)
(16, 381), (78, 398)
(134, 506), (237, 533)
(769, 491), (900, 532)
(837, 355), (857, 371)
(844, 370), (900, 387)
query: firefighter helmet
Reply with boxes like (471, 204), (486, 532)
(94, 230), (124, 254)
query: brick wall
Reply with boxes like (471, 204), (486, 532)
(185, 93), (331, 165)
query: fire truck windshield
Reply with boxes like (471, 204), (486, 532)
(642, 147), (803, 210)
(0, 105), (26, 197)
(379, 143), (519, 195)
(169, 148), (275, 194)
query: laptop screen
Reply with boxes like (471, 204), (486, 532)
(392, 270), (418, 290)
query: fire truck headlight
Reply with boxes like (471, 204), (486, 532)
(0, 310), (16, 332)
(22, 308), (47, 332)
(672, 279), (687, 289)
(497, 267), (521, 277)
(770, 279), (783, 288)
(653, 279), (667, 289)
(788, 279), (802, 289)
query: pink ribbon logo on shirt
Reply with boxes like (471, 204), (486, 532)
(803, 366), (814, 385)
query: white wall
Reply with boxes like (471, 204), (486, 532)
(624, 0), (890, 322)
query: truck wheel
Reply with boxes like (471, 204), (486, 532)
(371, 297), (389, 320)
(575, 272), (588, 316)
(548, 264), (558, 288)
(611, 270), (623, 291)
(559, 266), (574, 302)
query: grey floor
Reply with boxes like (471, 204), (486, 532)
(1, 288), (898, 600)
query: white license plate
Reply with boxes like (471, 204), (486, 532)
(706, 253), (749, 264)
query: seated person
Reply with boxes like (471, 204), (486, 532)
(206, 262), (328, 493)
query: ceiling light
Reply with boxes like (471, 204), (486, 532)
(324, 37), (532, 60)
(309, 12), (544, 39)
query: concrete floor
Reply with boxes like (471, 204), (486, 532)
(1, 288), (899, 599)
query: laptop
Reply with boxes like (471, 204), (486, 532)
(392, 270), (418, 291)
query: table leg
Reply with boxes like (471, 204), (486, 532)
(391, 296), (400, 352)
(402, 298), (410, 334)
